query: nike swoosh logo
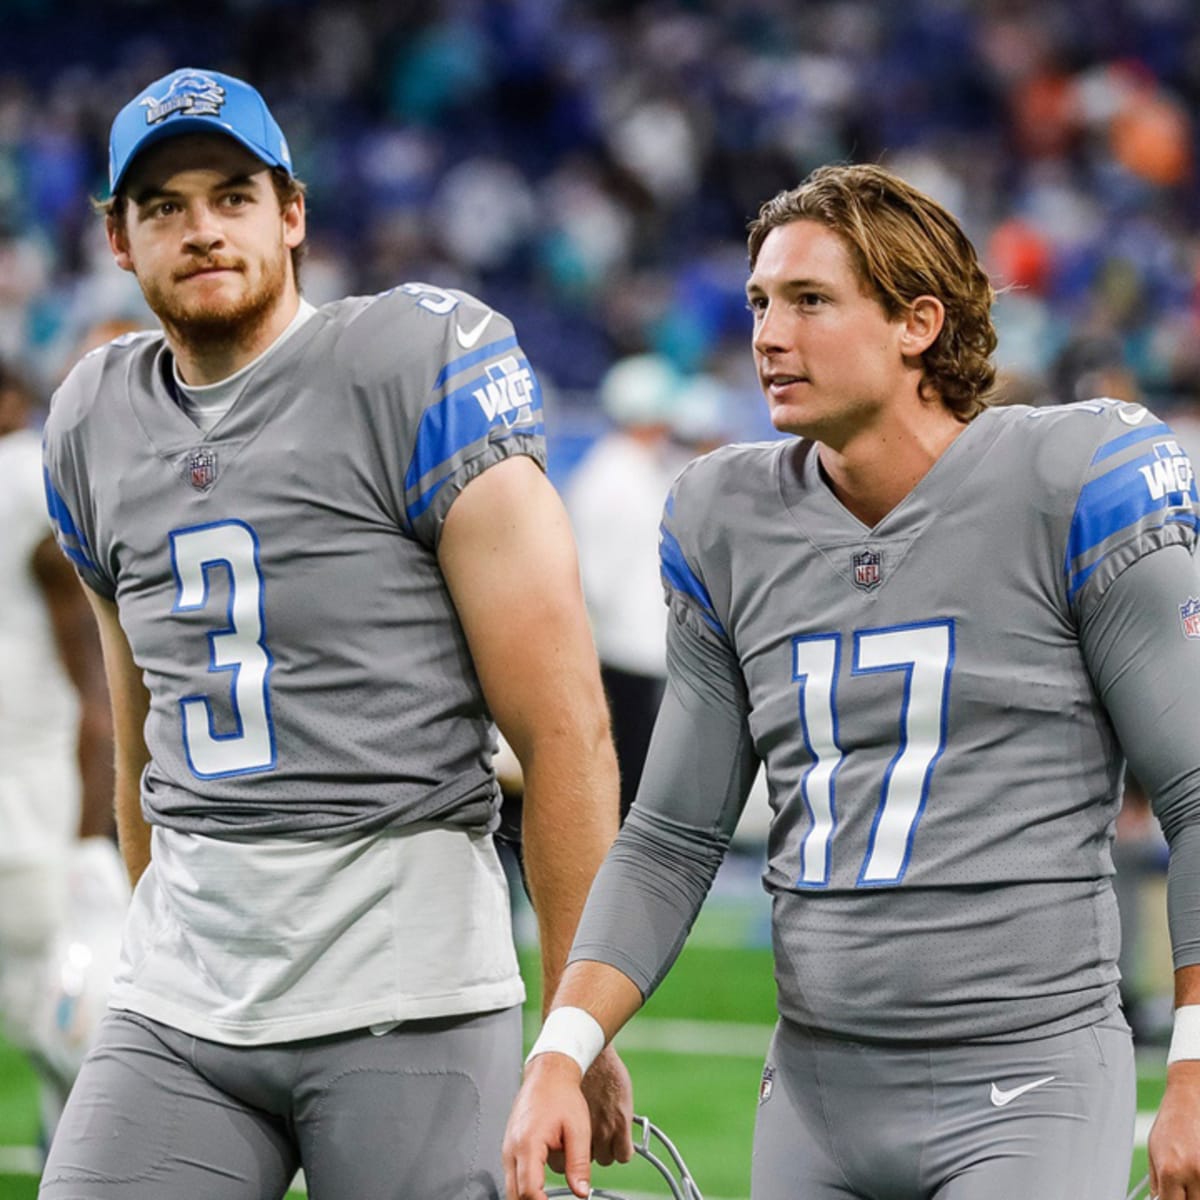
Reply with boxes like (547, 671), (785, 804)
(1117, 403), (1148, 426)
(455, 311), (493, 349)
(989, 1075), (1056, 1107)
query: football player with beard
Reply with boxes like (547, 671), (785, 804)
(40, 67), (631, 1200)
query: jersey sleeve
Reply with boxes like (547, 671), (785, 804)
(41, 361), (118, 599)
(658, 458), (733, 646)
(378, 283), (547, 549)
(568, 605), (759, 996)
(567, 466), (758, 997)
(1078, 543), (1200, 968)
(1061, 402), (1199, 617)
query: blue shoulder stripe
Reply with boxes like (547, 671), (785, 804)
(43, 468), (99, 572)
(1090, 420), (1172, 465)
(406, 353), (544, 506)
(432, 335), (520, 391)
(1065, 439), (1199, 599)
(659, 523), (725, 637)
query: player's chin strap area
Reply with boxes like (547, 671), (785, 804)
(546, 1114), (704, 1200)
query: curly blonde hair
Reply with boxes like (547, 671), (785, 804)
(747, 163), (997, 420)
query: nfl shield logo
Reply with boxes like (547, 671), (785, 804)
(759, 1065), (774, 1105)
(1182, 597), (1200, 640)
(852, 549), (882, 590)
(187, 448), (218, 491)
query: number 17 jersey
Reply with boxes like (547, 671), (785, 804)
(656, 399), (1200, 1042)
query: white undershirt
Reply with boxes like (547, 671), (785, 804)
(112, 822), (524, 1045)
(174, 299), (318, 433)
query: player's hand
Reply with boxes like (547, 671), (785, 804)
(503, 1052), (593, 1200)
(1149, 1059), (1200, 1199)
(581, 1044), (634, 1166)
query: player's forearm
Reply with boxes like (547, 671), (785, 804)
(569, 801), (730, 1001)
(110, 683), (152, 882)
(1163, 822), (1200, 972)
(1175, 964), (1200, 1007)
(114, 759), (151, 884)
(1164, 965), (1200, 1099)
(83, 590), (152, 884)
(548, 959), (644, 1044)
(520, 712), (621, 1011)
(436, 457), (622, 1002)
(521, 959), (643, 1090)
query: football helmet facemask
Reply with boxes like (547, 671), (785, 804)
(546, 1114), (703, 1200)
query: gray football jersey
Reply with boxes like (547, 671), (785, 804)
(43, 284), (545, 837)
(577, 399), (1200, 1042)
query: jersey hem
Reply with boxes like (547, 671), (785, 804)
(775, 988), (1125, 1046)
(107, 976), (527, 1046)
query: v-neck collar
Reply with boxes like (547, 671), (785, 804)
(777, 409), (1006, 543)
(125, 308), (330, 459)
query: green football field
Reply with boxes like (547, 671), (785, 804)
(0, 891), (1164, 1199)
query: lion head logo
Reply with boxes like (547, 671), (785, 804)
(140, 72), (226, 126)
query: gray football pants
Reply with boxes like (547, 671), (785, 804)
(38, 1005), (522, 1200)
(752, 1016), (1135, 1200)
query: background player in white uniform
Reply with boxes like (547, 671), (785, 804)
(39, 68), (631, 1199)
(504, 164), (1200, 1200)
(564, 353), (684, 819)
(0, 359), (125, 1143)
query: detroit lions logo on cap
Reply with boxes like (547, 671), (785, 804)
(140, 72), (226, 126)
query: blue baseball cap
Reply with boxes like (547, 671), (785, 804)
(108, 67), (293, 195)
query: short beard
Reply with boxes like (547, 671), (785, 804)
(142, 246), (289, 360)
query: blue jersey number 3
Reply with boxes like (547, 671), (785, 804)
(792, 619), (954, 887)
(170, 520), (276, 779)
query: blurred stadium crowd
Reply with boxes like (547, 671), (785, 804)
(2, 0), (1200, 446)
(0, 0), (1192, 1032)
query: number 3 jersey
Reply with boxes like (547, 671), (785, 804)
(571, 400), (1200, 1043)
(41, 286), (545, 1042)
(43, 286), (543, 838)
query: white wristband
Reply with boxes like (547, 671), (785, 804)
(1167, 1005), (1200, 1064)
(524, 1006), (606, 1076)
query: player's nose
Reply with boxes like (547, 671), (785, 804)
(180, 203), (225, 253)
(752, 303), (790, 356)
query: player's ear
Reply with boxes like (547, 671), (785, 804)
(106, 212), (134, 273)
(282, 192), (305, 250)
(899, 295), (944, 357)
